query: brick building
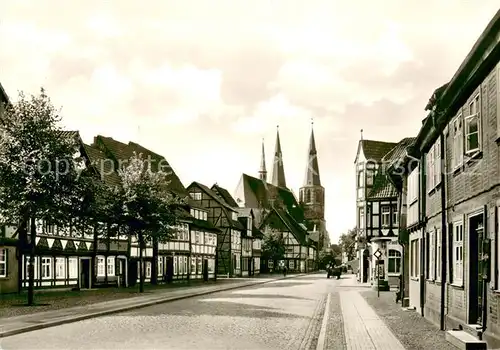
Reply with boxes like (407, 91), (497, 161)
(407, 11), (500, 348)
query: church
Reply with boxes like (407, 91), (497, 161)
(233, 123), (330, 272)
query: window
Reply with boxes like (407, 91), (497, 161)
(235, 254), (241, 269)
(68, 258), (78, 279)
(190, 192), (202, 200)
(55, 258), (66, 278)
(434, 138), (441, 186)
(357, 170), (364, 187)
(289, 260), (295, 269)
(453, 222), (464, 285)
(427, 148), (435, 190)
(208, 258), (215, 273)
(358, 207), (365, 229)
(41, 257), (52, 279)
(428, 231), (435, 280)
(44, 222), (55, 235)
(191, 257), (196, 274)
(183, 256), (188, 274)
(145, 262), (151, 278)
(410, 239), (420, 278)
(0, 248), (7, 277)
(452, 115), (464, 169)
(107, 257), (115, 276)
(158, 257), (164, 276)
(436, 229), (441, 281)
(197, 257), (202, 274)
(465, 94), (481, 154)
(366, 206), (372, 228)
(388, 250), (402, 274)
(305, 190), (312, 203)
(97, 257), (105, 276)
(366, 169), (374, 187)
(391, 204), (398, 226)
(195, 231), (200, 244)
(381, 206), (390, 227)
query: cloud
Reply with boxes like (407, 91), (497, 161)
(1, 0), (499, 242)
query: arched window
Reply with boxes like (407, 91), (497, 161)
(388, 249), (402, 274)
(305, 190), (312, 203)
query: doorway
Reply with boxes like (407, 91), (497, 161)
(468, 213), (485, 325)
(166, 257), (174, 283)
(362, 250), (369, 283)
(80, 258), (91, 289)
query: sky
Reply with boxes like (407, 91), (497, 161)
(1, 1), (498, 244)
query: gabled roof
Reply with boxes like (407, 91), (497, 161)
(188, 181), (245, 231)
(211, 184), (239, 207)
(368, 138), (415, 200)
(82, 143), (121, 186)
(92, 136), (188, 197)
(355, 139), (398, 164)
(235, 173), (304, 223)
(262, 207), (308, 245)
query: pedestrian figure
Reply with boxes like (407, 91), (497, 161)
(283, 265), (287, 277)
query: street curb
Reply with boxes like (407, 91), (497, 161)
(0, 273), (307, 339)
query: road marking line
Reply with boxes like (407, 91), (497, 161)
(316, 292), (331, 350)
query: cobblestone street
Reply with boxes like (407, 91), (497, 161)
(0, 274), (458, 350)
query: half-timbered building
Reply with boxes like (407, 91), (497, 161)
(259, 207), (311, 272)
(187, 182), (245, 277)
(0, 82), (18, 293)
(354, 136), (398, 284)
(92, 136), (220, 285)
(212, 184), (264, 276)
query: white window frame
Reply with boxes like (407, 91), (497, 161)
(453, 222), (464, 285)
(381, 205), (390, 227)
(429, 231), (435, 280)
(158, 257), (164, 276)
(388, 249), (402, 274)
(465, 94), (481, 155)
(68, 257), (78, 279)
(359, 207), (365, 229)
(190, 192), (202, 200)
(55, 257), (66, 279)
(452, 115), (464, 169)
(392, 205), (398, 226)
(145, 261), (151, 278)
(436, 228), (441, 281)
(0, 248), (7, 277)
(41, 257), (52, 279)
(183, 256), (188, 274)
(97, 256), (105, 277)
(107, 257), (115, 276)
(434, 139), (441, 186)
(427, 148), (435, 191)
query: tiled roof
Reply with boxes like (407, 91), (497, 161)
(382, 137), (416, 164)
(211, 184), (239, 207)
(92, 136), (188, 197)
(360, 140), (398, 163)
(367, 137), (415, 200)
(238, 173), (304, 223)
(82, 144), (121, 186)
(252, 225), (264, 238)
(270, 207), (308, 245)
(188, 182), (245, 231)
(425, 83), (450, 111)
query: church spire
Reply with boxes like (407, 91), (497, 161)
(304, 119), (321, 186)
(258, 138), (267, 182)
(271, 125), (287, 188)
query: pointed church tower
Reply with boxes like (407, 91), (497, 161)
(258, 138), (267, 182)
(299, 120), (325, 221)
(271, 126), (287, 188)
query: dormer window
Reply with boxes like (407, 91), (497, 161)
(190, 209), (207, 221)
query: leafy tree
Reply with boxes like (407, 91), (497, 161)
(116, 152), (181, 292)
(261, 232), (285, 270)
(339, 227), (358, 262)
(0, 89), (83, 305)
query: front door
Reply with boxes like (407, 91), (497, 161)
(203, 259), (209, 281)
(80, 259), (91, 289)
(166, 257), (174, 283)
(468, 214), (485, 325)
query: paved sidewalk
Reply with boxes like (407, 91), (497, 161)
(340, 290), (405, 350)
(0, 273), (305, 338)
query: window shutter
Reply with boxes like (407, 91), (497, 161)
(448, 223), (454, 283)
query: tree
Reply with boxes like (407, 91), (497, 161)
(0, 89), (83, 305)
(261, 232), (285, 270)
(116, 152), (181, 292)
(339, 227), (357, 262)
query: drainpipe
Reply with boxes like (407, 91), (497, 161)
(397, 189), (405, 304)
(419, 153), (426, 317)
(439, 133), (447, 331)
